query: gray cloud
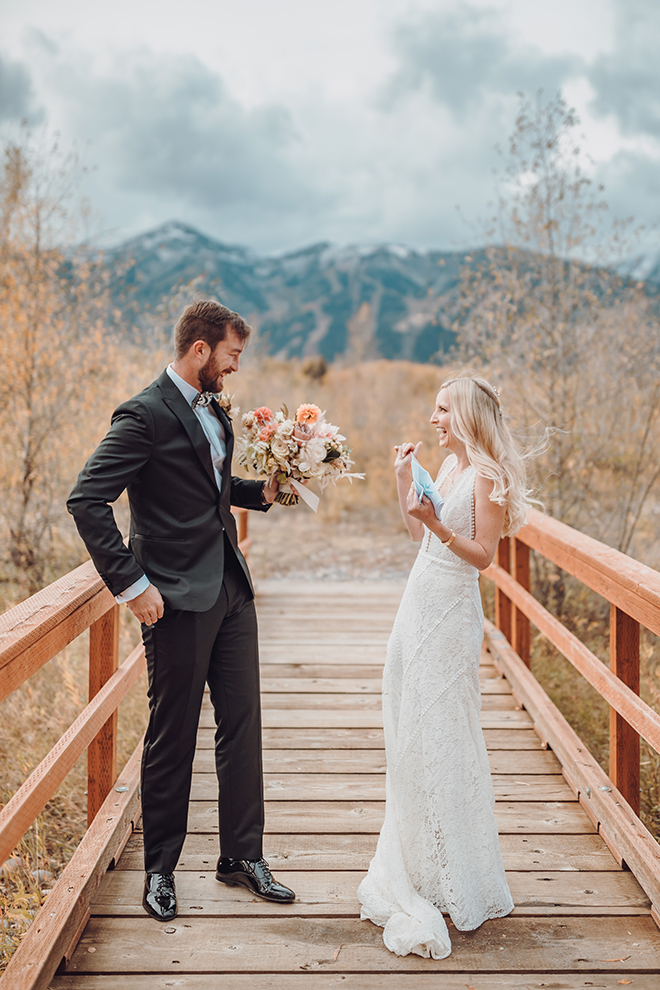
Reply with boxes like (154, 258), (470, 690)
(385, 4), (581, 114)
(13, 3), (659, 256)
(591, 149), (660, 249)
(0, 52), (43, 124)
(585, 1), (660, 237)
(589, 0), (660, 137)
(54, 51), (321, 217)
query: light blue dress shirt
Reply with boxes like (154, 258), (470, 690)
(115, 364), (227, 604)
(166, 364), (227, 486)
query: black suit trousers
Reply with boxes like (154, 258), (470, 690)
(140, 540), (264, 874)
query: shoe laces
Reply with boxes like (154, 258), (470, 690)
(155, 872), (175, 894)
(256, 857), (273, 883)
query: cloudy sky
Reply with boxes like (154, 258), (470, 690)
(1, 0), (659, 254)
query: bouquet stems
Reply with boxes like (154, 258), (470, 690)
(275, 489), (299, 506)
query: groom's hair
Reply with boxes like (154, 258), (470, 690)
(174, 299), (251, 358)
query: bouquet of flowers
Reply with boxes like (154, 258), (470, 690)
(236, 402), (363, 510)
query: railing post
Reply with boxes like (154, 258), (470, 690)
(609, 604), (640, 815)
(232, 507), (251, 558)
(87, 604), (120, 827)
(512, 538), (531, 666)
(495, 537), (512, 644)
(237, 508), (248, 545)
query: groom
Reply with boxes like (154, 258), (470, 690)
(67, 299), (295, 921)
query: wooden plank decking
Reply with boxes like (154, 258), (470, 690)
(50, 580), (660, 989)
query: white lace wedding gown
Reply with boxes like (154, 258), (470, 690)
(357, 454), (514, 958)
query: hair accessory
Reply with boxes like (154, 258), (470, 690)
(475, 379), (501, 408)
(476, 380), (500, 402)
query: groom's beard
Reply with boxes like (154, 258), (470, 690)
(198, 354), (225, 393)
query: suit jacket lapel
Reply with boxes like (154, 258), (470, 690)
(212, 400), (234, 499)
(157, 370), (217, 490)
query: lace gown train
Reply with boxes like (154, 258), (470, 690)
(357, 455), (514, 958)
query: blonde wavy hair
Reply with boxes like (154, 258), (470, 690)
(440, 376), (536, 537)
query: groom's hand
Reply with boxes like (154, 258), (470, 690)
(127, 584), (165, 625)
(262, 475), (280, 504)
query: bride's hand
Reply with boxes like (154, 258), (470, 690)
(394, 441), (422, 474)
(406, 483), (436, 525)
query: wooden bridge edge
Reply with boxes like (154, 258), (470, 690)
(483, 618), (660, 919)
(1, 742), (143, 990)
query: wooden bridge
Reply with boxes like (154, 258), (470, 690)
(2, 509), (660, 988)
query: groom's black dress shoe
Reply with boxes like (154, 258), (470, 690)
(143, 872), (178, 921)
(215, 856), (296, 903)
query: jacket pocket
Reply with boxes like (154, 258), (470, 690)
(132, 535), (189, 543)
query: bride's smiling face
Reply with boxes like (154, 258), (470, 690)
(430, 388), (458, 450)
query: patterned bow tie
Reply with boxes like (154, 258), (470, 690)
(192, 391), (218, 410)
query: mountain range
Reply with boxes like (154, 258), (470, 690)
(106, 220), (660, 363)
(107, 221), (469, 362)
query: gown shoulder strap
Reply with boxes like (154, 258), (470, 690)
(435, 454), (457, 486)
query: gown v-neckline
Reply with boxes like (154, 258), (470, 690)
(438, 455), (472, 503)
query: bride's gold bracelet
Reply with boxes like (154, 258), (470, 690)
(442, 530), (457, 548)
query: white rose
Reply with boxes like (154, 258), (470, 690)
(305, 437), (327, 466)
(271, 436), (289, 457)
(271, 438), (290, 466)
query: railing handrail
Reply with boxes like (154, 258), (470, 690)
(0, 644), (145, 866)
(0, 559), (104, 653)
(484, 560), (660, 755)
(484, 507), (660, 818)
(0, 560), (112, 705)
(519, 508), (660, 637)
(483, 618), (660, 918)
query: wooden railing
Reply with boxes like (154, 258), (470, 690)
(0, 508), (249, 989)
(484, 508), (660, 816)
(481, 508), (660, 924)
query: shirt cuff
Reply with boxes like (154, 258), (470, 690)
(115, 574), (150, 604)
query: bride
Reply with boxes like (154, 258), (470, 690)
(357, 375), (534, 959)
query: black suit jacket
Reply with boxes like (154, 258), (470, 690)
(67, 369), (268, 611)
